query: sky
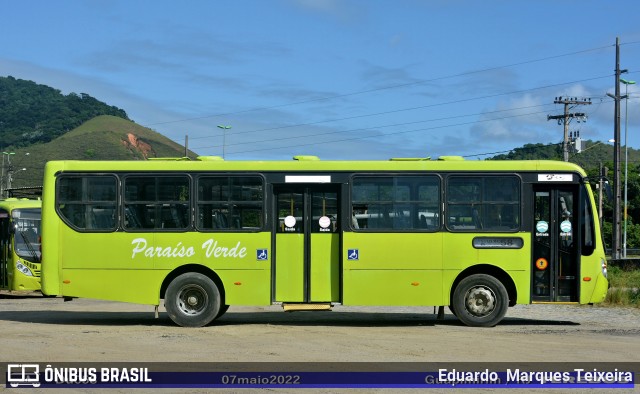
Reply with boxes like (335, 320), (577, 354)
(2, 0), (640, 161)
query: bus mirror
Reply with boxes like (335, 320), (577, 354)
(8, 223), (16, 235)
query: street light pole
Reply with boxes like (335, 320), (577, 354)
(621, 78), (635, 258)
(217, 125), (232, 159)
(1, 152), (15, 199)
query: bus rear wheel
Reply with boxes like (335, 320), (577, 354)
(452, 274), (508, 327)
(216, 304), (230, 319)
(165, 272), (221, 327)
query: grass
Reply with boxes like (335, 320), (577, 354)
(604, 266), (640, 307)
(10, 115), (195, 189)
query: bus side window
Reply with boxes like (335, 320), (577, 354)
(213, 211), (228, 229)
(160, 205), (186, 229)
(90, 207), (115, 230)
(59, 204), (86, 229)
(351, 214), (359, 229)
(124, 207), (142, 229)
(472, 207), (482, 229)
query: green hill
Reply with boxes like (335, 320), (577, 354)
(0, 76), (129, 148)
(8, 115), (195, 189)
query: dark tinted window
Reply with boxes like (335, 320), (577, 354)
(351, 176), (440, 231)
(446, 176), (520, 231)
(124, 176), (190, 230)
(57, 176), (117, 231)
(197, 176), (263, 230)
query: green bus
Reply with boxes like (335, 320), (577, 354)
(0, 198), (42, 291)
(41, 156), (609, 327)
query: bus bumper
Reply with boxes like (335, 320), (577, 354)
(589, 273), (609, 304)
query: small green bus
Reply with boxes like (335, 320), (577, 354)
(41, 156), (608, 327)
(0, 198), (42, 291)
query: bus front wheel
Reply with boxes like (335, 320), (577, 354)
(165, 272), (221, 327)
(452, 274), (508, 327)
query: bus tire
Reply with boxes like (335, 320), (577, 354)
(165, 272), (221, 327)
(452, 274), (508, 327)
(216, 304), (230, 319)
(448, 304), (457, 317)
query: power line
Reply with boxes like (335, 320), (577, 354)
(196, 103), (558, 150)
(147, 44), (616, 128)
(190, 74), (611, 148)
(463, 142), (563, 159)
(225, 108), (555, 156)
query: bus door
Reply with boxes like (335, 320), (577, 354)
(273, 185), (340, 303)
(532, 186), (579, 302)
(0, 209), (10, 288)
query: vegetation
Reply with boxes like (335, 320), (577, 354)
(604, 265), (640, 307)
(8, 115), (196, 189)
(0, 76), (129, 148)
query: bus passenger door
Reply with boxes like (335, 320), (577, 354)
(532, 186), (579, 302)
(274, 186), (340, 303)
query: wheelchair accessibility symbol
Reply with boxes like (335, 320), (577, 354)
(257, 249), (268, 261)
(347, 249), (359, 260)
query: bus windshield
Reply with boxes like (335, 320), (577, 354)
(12, 208), (41, 262)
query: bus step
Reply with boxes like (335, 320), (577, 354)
(282, 303), (332, 312)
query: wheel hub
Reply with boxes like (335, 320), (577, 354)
(177, 285), (208, 316)
(465, 286), (496, 316)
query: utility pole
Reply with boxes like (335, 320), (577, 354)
(1, 152), (15, 199)
(607, 37), (625, 260)
(547, 97), (591, 161)
(598, 162), (604, 227)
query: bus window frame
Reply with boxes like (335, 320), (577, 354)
(349, 173), (442, 233)
(55, 173), (119, 233)
(122, 173), (192, 232)
(56, 172), (268, 234)
(195, 173), (266, 232)
(445, 174), (522, 233)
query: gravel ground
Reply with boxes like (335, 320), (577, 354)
(0, 293), (638, 393)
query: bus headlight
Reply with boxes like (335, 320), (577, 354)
(15, 261), (34, 277)
(601, 258), (608, 279)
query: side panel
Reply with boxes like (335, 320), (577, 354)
(60, 269), (168, 304)
(342, 233), (444, 305)
(442, 233), (531, 304)
(56, 230), (272, 305)
(214, 269), (271, 305)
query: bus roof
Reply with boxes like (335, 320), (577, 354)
(44, 157), (588, 176)
(0, 198), (41, 211)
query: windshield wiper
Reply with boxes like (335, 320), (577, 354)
(19, 231), (40, 264)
